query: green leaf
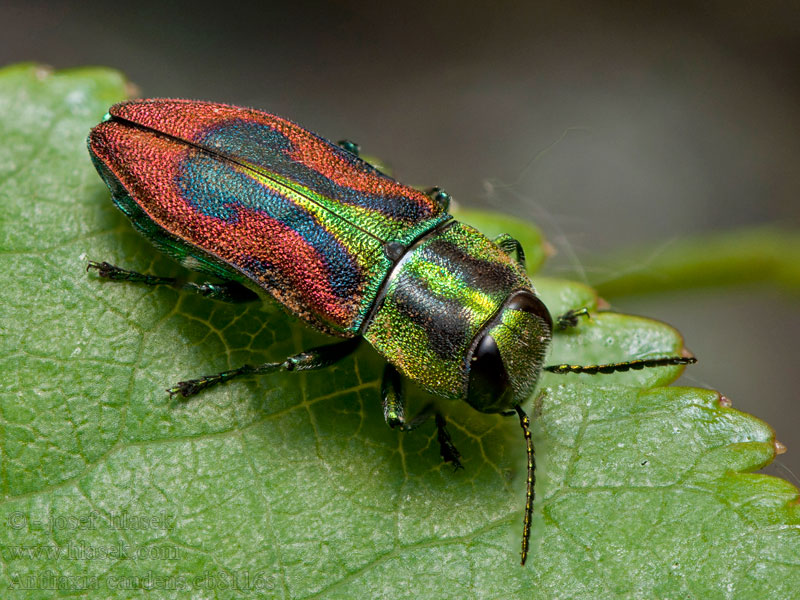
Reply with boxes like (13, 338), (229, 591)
(590, 227), (800, 297)
(1, 63), (798, 599)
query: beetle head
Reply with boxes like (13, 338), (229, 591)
(466, 290), (552, 413)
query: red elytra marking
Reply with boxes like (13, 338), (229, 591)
(112, 100), (438, 216)
(91, 119), (360, 329)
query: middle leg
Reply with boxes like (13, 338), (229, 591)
(169, 337), (361, 398)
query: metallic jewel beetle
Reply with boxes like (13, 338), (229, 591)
(87, 99), (695, 564)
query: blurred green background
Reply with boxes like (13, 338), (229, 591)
(3, 1), (797, 475)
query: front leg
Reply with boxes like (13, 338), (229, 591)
(555, 307), (591, 331)
(493, 234), (526, 269)
(400, 402), (463, 471)
(434, 412), (463, 471)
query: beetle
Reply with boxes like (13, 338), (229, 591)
(86, 99), (695, 564)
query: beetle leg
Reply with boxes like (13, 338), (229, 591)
(381, 364), (406, 428)
(401, 402), (434, 431)
(425, 187), (452, 211)
(400, 405), (463, 470)
(554, 307), (591, 331)
(87, 260), (176, 286)
(434, 412), (463, 471)
(336, 140), (399, 176)
(167, 337), (361, 398)
(337, 139), (360, 157)
(180, 281), (259, 303)
(87, 260), (258, 303)
(493, 234), (526, 269)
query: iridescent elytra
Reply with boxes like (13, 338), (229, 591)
(86, 99), (695, 564)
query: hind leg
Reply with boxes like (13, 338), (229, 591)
(87, 260), (258, 303)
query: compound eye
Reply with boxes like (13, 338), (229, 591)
(506, 291), (552, 333)
(467, 333), (511, 413)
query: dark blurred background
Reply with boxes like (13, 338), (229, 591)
(4, 1), (798, 476)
